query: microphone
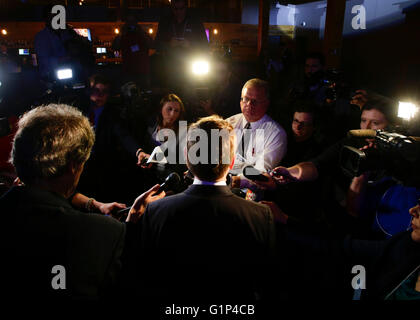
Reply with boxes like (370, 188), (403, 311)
(140, 156), (149, 165)
(156, 172), (181, 194)
(347, 129), (377, 138)
(115, 172), (181, 218)
(242, 165), (269, 182)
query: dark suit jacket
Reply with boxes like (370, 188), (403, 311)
(139, 184), (276, 301)
(1, 186), (125, 301)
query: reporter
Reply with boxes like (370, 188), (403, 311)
(270, 96), (397, 186)
(135, 94), (187, 185)
(1, 104), (163, 301)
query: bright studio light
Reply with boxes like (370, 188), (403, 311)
(148, 28), (153, 34)
(398, 101), (419, 120)
(114, 28), (120, 34)
(57, 68), (73, 80)
(213, 29), (218, 35)
(1, 29), (7, 35)
(191, 59), (210, 76)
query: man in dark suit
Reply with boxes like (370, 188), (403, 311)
(1, 104), (163, 301)
(140, 115), (276, 302)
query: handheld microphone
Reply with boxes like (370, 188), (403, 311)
(242, 165), (269, 182)
(140, 157), (149, 165)
(115, 172), (181, 218)
(156, 172), (181, 194)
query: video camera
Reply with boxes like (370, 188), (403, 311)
(320, 69), (356, 102)
(340, 129), (420, 187)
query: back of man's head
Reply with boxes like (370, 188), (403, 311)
(187, 115), (234, 182)
(11, 104), (95, 184)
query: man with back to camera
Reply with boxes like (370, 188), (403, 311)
(0, 104), (164, 301)
(227, 78), (287, 191)
(139, 115), (277, 301)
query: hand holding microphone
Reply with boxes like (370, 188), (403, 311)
(242, 166), (277, 191)
(270, 166), (298, 185)
(116, 172), (181, 222)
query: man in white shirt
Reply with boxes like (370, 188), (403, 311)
(227, 78), (287, 189)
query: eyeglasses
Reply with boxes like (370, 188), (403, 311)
(293, 119), (313, 127)
(240, 97), (266, 106)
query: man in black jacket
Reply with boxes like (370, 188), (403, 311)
(1, 104), (163, 301)
(140, 115), (276, 302)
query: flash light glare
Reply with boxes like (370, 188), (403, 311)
(213, 29), (218, 35)
(398, 101), (418, 120)
(192, 60), (209, 76)
(1, 29), (7, 35)
(114, 28), (120, 34)
(148, 28), (153, 34)
(57, 69), (73, 80)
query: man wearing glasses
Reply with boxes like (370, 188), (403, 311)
(228, 78), (287, 190)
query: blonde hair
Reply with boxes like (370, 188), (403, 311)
(187, 115), (234, 181)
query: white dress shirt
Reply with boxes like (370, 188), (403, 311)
(226, 113), (287, 188)
(193, 178), (227, 186)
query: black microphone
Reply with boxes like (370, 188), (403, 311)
(115, 172), (181, 218)
(242, 165), (269, 182)
(156, 172), (181, 194)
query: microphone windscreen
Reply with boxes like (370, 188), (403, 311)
(347, 129), (377, 138)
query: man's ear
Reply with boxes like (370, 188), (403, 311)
(68, 161), (83, 175)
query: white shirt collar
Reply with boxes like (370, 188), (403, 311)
(242, 114), (268, 129)
(193, 178), (227, 186)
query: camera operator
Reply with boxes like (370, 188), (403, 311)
(288, 52), (327, 108)
(112, 14), (152, 89)
(34, 5), (94, 84)
(153, 0), (208, 90)
(289, 52), (366, 144)
(256, 96), (399, 232)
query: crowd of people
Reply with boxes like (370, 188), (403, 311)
(0, 0), (419, 306)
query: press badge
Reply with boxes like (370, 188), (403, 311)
(130, 44), (140, 52)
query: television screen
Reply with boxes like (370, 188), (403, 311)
(96, 47), (107, 54)
(18, 49), (30, 55)
(74, 28), (92, 41)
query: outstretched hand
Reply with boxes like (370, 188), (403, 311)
(126, 184), (166, 223)
(254, 173), (277, 190)
(96, 201), (127, 216)
(270, 166), (297, 185)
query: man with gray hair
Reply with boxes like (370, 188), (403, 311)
(1, 104), (163, 300)
(227, 78), (287, 190)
